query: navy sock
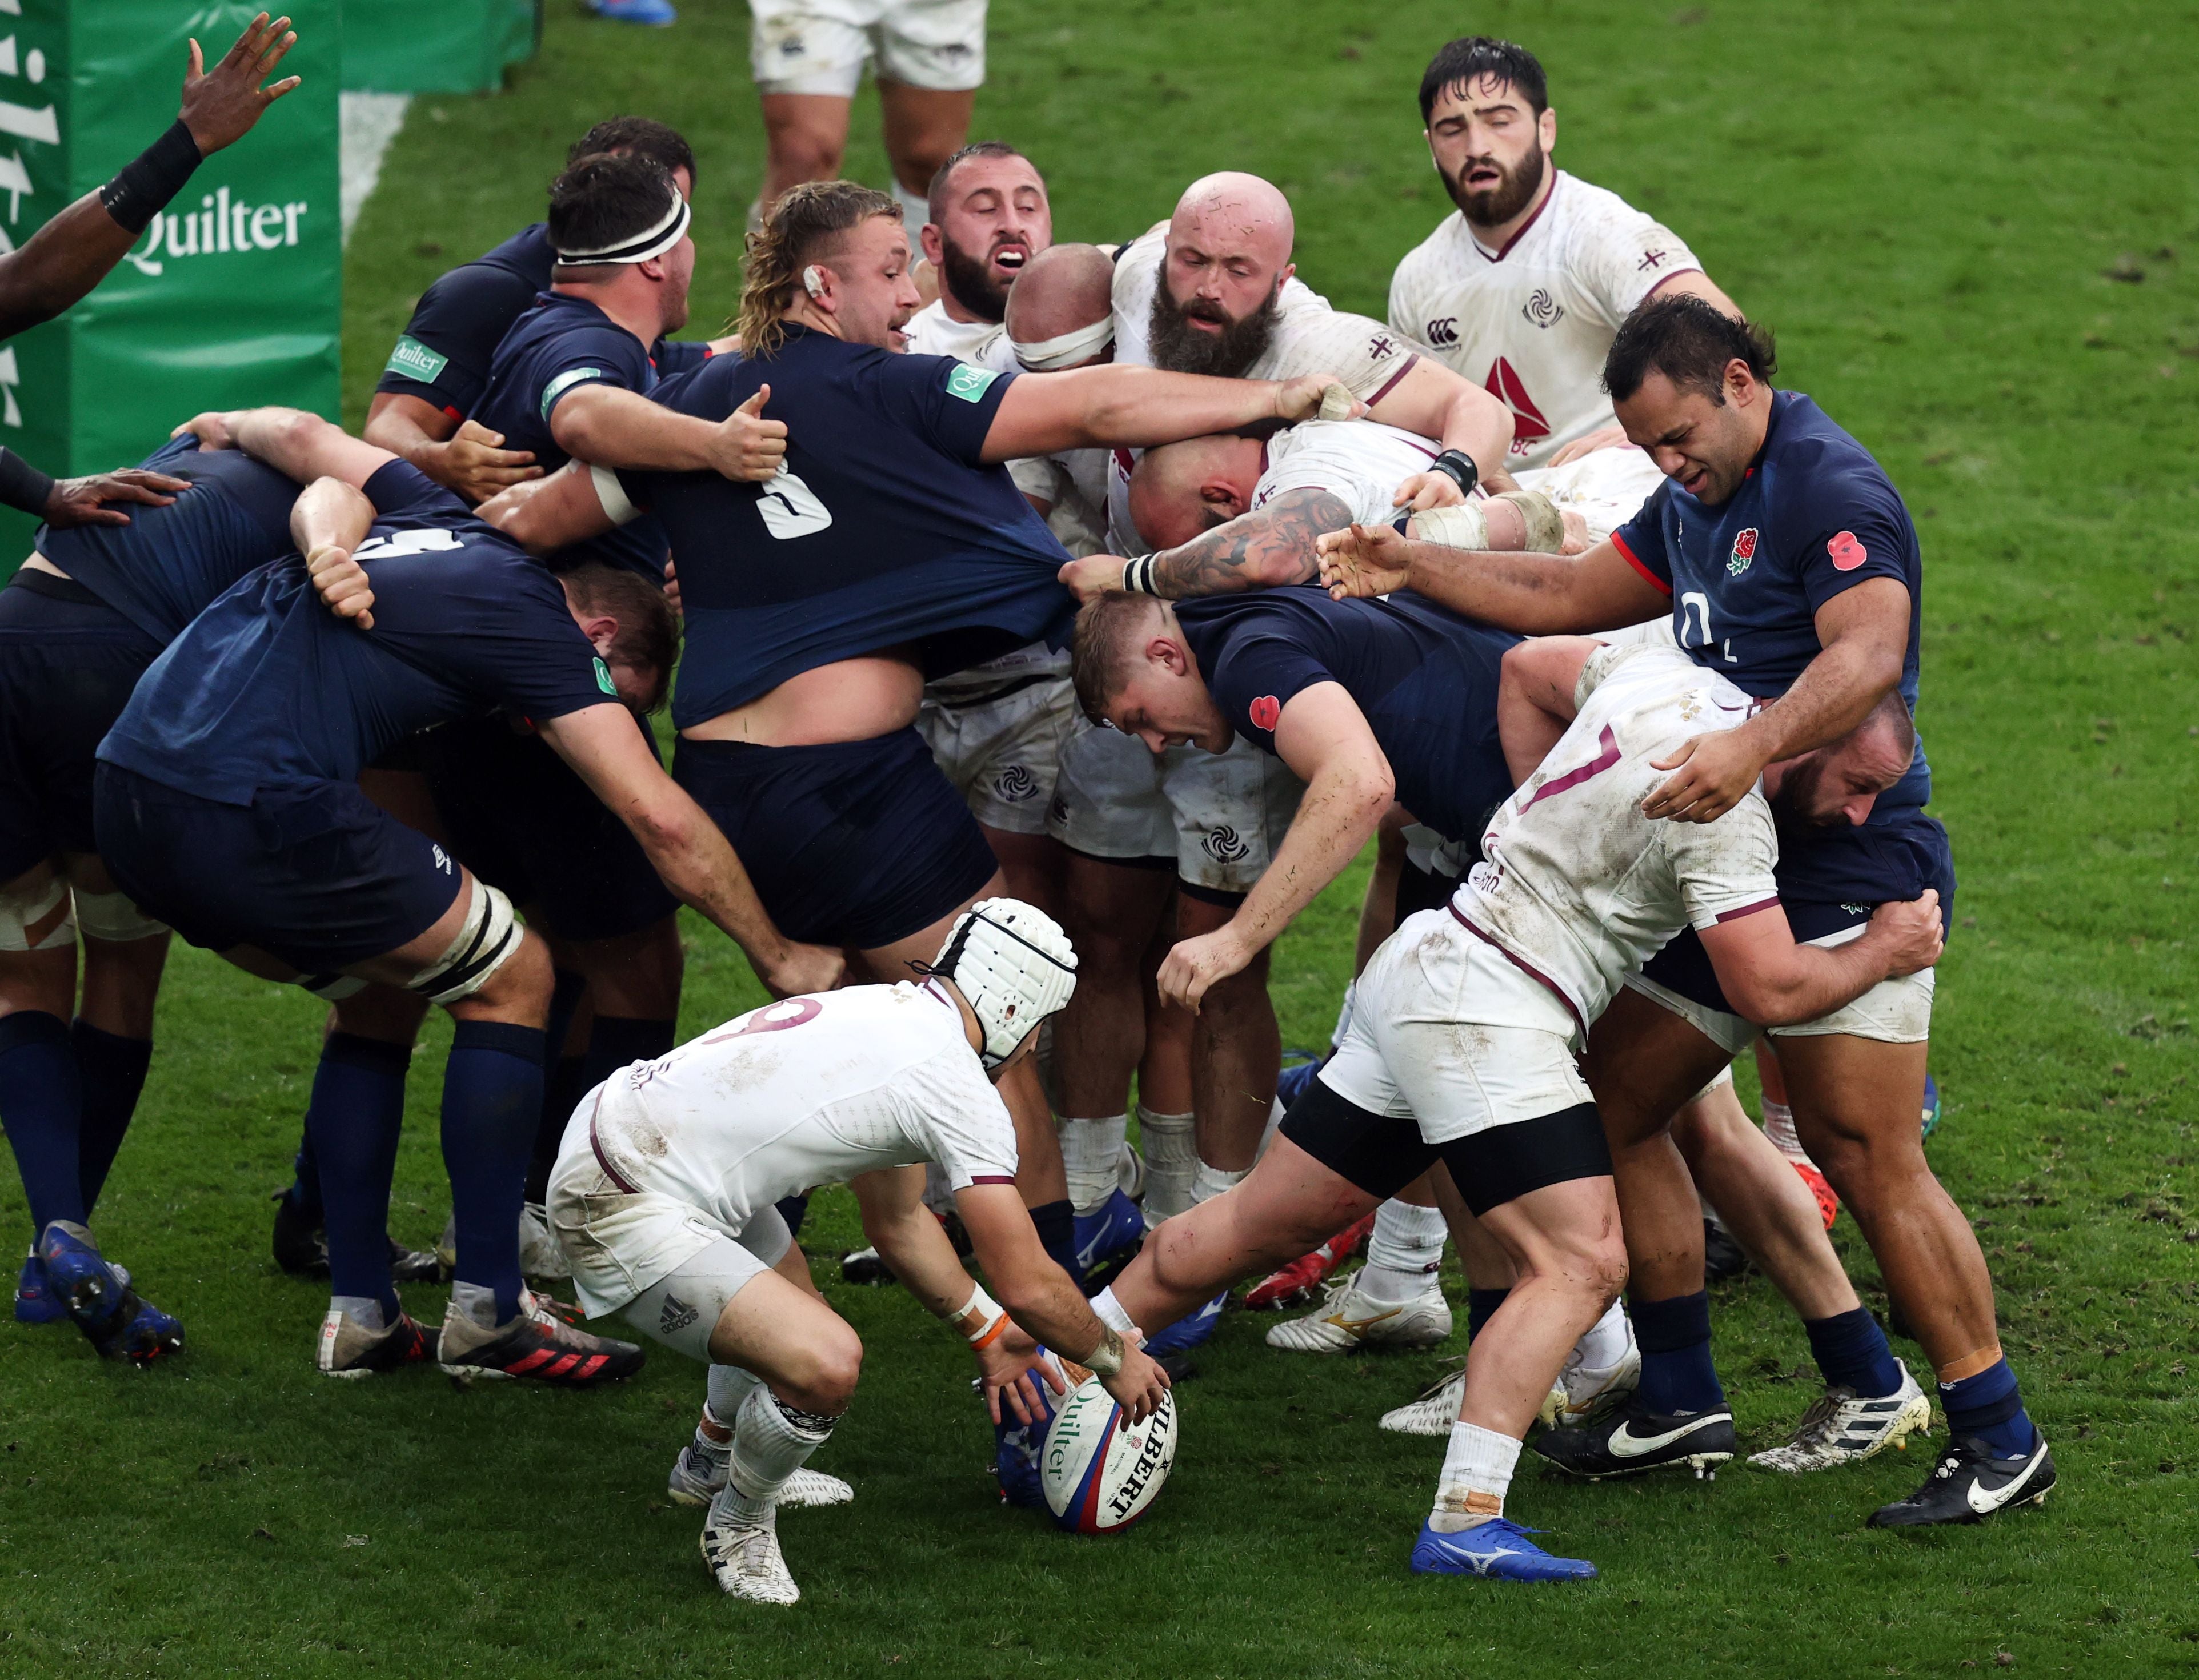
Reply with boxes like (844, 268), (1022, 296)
(1467, 1287), (1509, 1342)
(0, 1011), (87, 1235)
(1803, 1306), (1902, 1398)
(441, 1020), (546, 1322)
(1940, 1358), (2036, 1458)
(71, 1020), (152, 1214)
(286, 1124), (325, 1222)
(1030, 1197), (1078, 1282)
(524, 969), (588, 1202)
(775, 1192), (810, 1241)
(304, 1032), (412, 1319)
(1632, 1290), (1725, 1414)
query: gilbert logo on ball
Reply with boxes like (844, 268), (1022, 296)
(1041, 1376), (1177, 1534)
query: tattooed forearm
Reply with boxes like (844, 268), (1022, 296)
(1153, 487), (1356, 600)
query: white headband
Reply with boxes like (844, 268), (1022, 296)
(1010, 314), (1115, 371)
(554, 191), (691, 266)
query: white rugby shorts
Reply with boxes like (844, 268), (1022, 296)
(1046, 719), (1304, 899)
(918, 674), (1077, 836)
(1320, 908), (1592, 1145)
(546, 1148), (792, 1328)
(1620, 921), (1936, 1049)
(749, 0), (987, 96)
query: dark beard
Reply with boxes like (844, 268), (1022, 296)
(1447, 145), (1546, 228)
(1148, 276), (1280, 378)
(938, 235), (1010, 323)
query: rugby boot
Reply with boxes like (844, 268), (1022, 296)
(15, 1249), (65, 1324)
(1793, 1159), (1840, 1230)
(436, 1290), (643, 1385)
(700, 1499), (799, 1605)
(1381, 1360), (1467, 1437)
(1541, 1312), (1641, 1429)
(1921, 1072), (1942, 1142)
(1868, 1432), (2055, 1528)
(1534, 1400), (1735, 1481)
(1244, 1210), (1376, 1310)
(37, 1221), (184, 1364)
(1751, 1361), (1932, 1473)
(1144, 1290), (1227, 1355)
(1411, 1517), (1597, 1582)
(317, 1306), (438, 1378)
(271, 1192), (439, 1282)
(1265, 1272), (1451, 1353)
(1072, 1188), (1145, 1278)
(840, 1245), (895, 1285)
(589, 0), (678, 24)
(666, 1425), (853, 1509)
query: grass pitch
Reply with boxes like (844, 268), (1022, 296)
(6, 1), (2197, 1674)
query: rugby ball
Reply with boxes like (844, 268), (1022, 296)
(1040, 1375), (1177, 1534)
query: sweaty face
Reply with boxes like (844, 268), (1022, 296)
(1105, 660), (1229, 756)
(828, 216), (925, 351)
(1426, 77), (1551, 229)
(933, 158), (1051, 323)
(1149, 262), (1281, 378)
(1614, 370), (1759, 506)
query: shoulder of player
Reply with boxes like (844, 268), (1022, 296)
(1765, 402), (1910, 522)
(1544, 171), (1666, 238)
(1391, 213), (1471, 284)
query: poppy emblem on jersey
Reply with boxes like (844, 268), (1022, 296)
(1727, 527), (1759, 576)
(1521, 288), (1564, 330)
(1827, 530), (1868, 571)
(1248, 695), (1281, 731)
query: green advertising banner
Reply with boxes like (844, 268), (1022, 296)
(0, 1), (339, 568)
(343, 0), (537, 95)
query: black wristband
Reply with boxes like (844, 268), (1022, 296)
(99, 119), (203, 236)
(1429, 449), (1479, 494)
(0, 447), (56, 518)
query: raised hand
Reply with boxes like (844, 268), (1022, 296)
(179, 14), (301, 156)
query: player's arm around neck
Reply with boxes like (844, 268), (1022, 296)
(294, 478), (380, 629)
(1642, 577), (1911, 824)
(1700, 890), (1942, 1027)
(980, 367), (1356, 463)
(1158, 684), (1393, 1015)
(549, 383), (785, 483)
(1140, 487), (1352, 600)
(179, 406), (397, 488)
(534, 705), (845, 997)
(1316, 525), (1668, 634)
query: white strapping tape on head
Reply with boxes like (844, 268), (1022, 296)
(410, 880), (521, 1006)
(554, 191), (692, 266)
(1009, 315), (1115, 371)
(0, 873), (73, 952)
(71, 888), (168, 944)
(590, 463), (640, 526)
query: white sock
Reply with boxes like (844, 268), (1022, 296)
(1090, 1285), (1139, 1337)
(1429, 1420), (1520, 1533)
(1060, 1113), (1128, 1214)
(721, 1386), (835, 1527)
(1329, 977), (1359, 1051)
(1361, 1198), (1446, 1303)
(450, 1280), (499, 1328)
(1190, 1160), (1246, 1206)
(1572, 1297), (1631, 1372)
(1763, 1097), (1817, 1166)
(1138, 1107), (1195, 1228)
(706, 1362), (762, 1426)
(331, 1294), (384, 1332)
(891, 179), (931, 231)
(1257, 1096), (1285, 1161)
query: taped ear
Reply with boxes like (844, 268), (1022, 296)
(802, 264), (827, 299)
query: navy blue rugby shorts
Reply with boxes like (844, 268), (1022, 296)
(673, 727), (998, 952)
(92, 764), (464, 973)
(0, 572), (161, 881)
(416, 713), (678, 944)
(1636, 805), (1956, 1017)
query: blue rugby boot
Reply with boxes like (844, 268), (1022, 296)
(35, 1221), (183, 1363)
(1073, 1188), (1145, 1278)
(15, 1249), (66, 1324)
(1143, 1290), (1225, 1355)
(1921, 1072), (1942, 1141)
(1411, 1517), (1597, 1581)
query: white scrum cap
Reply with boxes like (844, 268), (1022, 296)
(930, 897), (1078, 1068)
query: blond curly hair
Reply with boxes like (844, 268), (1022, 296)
(736, 180), (900, 357)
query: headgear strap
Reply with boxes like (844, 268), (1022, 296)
(1009, 314), (1115, 371)
(555, 190), (692, 267)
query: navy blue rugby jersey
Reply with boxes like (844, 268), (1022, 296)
(615, 326), (1076, 732)
(375, 223), (710, 423)
(1175, 586), (1520, 846)
(99, 464), (612, 806)
(37, 434), (303, 643)
(1609, 389), (1929, 810)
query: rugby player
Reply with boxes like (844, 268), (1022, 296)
(745, 0), (987, 232)
(1088, 637), (1941, 1579)
(89, 438), (842, 1383)
(1318, 295), (2051, 1526)
(548, 899), (1167, 1604)
(1389, 35), (1739, 471)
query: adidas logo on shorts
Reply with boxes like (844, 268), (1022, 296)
(660, 1293), (699, 1335)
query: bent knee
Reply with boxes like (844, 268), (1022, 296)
(791, 1329), (863, 1416)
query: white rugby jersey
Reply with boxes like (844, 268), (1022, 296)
(1388, 173), (1701, 470)
(1451, 640), (1779, 1039)
(901, 299), (1005, 362)
(1108, 228), (1430, 551)
(1253, 418), (1440, 527)
(571, 981), (1019, 1234)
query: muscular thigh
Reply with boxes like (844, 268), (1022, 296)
(1583, 984), (1737, 1149)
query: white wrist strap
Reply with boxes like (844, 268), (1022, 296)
(952, 1281), (1007, 1347)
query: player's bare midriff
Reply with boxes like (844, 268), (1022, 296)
(681, 648), (926, 747)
